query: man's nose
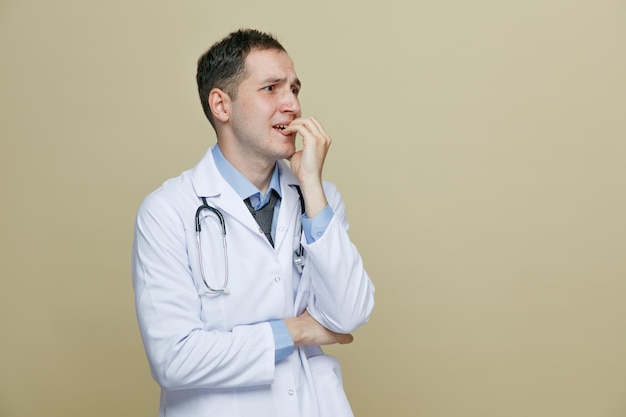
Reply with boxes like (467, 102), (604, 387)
(280, 90), (300, 114)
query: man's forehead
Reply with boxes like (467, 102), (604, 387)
(244, 49), (298, 81)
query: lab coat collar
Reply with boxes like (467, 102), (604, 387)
(189, 145), (302, 250)
(190, 145), (300, 196)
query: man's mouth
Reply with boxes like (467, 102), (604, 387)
(273, 124), (288, 131)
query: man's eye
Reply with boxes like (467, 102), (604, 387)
(291, 87), (299, 95)
(264, 85), (274, 92)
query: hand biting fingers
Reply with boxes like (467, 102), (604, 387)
(286, 117), (331, 145)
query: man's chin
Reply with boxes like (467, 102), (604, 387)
(278, 144), (296, 160)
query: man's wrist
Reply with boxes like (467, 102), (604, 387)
(297, 182), (327, 218)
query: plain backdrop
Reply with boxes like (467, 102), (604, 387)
(1, 1), (625, 416)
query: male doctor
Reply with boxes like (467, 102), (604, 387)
(132, 28), (375, 417)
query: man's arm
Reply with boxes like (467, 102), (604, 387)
(286, 116), (375, 334)
(132, 195), (277, 390)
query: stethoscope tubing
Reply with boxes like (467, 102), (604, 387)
(195, 187), (305, 294)
(196, 197), (229, 294)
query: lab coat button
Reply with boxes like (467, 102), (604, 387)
(274, 276), (281, 282)
(288, 389), (294, 396)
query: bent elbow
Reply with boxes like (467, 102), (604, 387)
(151, 360), (188, 390)
(147, 343), (203, 391)
(318, 297), (375, 334)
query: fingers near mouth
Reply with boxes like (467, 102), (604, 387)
(273, 124), (295, 137)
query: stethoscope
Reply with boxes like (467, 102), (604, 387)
(195, 186), (305, 295)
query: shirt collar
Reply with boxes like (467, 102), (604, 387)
(212, 145), (282, 207)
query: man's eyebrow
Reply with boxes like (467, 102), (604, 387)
(261, 77), (302, 88)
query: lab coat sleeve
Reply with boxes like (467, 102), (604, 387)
(303, 183), (375, 333)
(131, 192), (275, 391)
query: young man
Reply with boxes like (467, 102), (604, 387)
(132, 29), (375, 417)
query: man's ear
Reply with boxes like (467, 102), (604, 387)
(208, 88), (231, 123)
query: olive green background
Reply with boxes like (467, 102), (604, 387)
(1, 1), (625, 416)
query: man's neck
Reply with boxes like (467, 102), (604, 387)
(216, 142), (275, 194)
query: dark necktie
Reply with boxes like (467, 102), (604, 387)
(244, 190), (280, 247)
